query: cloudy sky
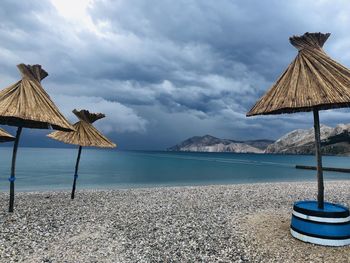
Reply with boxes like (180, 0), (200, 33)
(0, 0), (350, 150)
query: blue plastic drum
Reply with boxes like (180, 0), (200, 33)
(290, 201), (350, 246)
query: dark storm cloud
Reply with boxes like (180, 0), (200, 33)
(0, 0), (350, 149)
(89, 0), (315, 79)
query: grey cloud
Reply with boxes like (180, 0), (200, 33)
(0, 0), (350, 149)
(53, 94), (148, 133)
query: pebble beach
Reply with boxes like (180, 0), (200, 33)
(1, 181), (350, 263)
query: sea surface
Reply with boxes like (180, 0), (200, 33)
(0, 147), (349, 191)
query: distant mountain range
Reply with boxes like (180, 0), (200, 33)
(266, 124), (350, 155)
(167, 124), (350, 155)
(167, 135), (273, 153)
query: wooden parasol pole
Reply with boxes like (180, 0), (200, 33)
(9, 126), (23, 212)
(71, 145), (82, 199)
(313, 109), (324, 209)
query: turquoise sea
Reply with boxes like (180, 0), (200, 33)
(0, 147), (349, 191)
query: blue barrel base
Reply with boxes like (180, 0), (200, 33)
(290, 200), (350, 247)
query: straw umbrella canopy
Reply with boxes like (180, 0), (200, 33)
(0, 64), (75, 212)
(0, 128), (15, 142)
(247, 32), (350, 209)
(47, 109), (116, 199)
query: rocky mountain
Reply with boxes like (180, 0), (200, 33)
(168, 124), (350, 155)
(167, 135), (273, 153)
(266, 124), (350, 155)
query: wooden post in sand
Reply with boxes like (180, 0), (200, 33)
(313, 109), (324, 209)
(9, 127), (22, 212)
(71, 146), (82, 200)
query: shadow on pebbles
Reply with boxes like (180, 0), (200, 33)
(237, 209), (350, 263)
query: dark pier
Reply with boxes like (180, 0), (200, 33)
(296, 165), (350, 174)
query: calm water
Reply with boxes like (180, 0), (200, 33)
(0, 147), (349, 191)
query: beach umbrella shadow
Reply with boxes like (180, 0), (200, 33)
(47, 109), (116, 199)
(0, 64), (75, 212)
(247, 32), (350, 246)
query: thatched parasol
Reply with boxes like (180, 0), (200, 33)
(0, 64), (75, 212)
(47, 109), (116, 199)
(247, 32), (350, 209)
(0, 128), (15, 142)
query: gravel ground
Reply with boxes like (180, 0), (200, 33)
(0, 181), (350, 262)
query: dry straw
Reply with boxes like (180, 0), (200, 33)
(0, 128), (15, 142)
(48, 109), (116, 148)
(0, 64), (74, 131)
(247, 32), (350, 116)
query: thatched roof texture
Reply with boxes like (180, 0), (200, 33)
(0, 128), (15, 142)
(47, 109), (116, 148)
(247, 32), (350, 116)
(0, 64), (74, 131)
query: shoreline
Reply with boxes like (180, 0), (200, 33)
(1, 181), (350, 262)
(1, 177), (349, 194)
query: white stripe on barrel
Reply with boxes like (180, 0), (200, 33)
(292, 210), (350, 223)
(290, 228), (350, 246)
